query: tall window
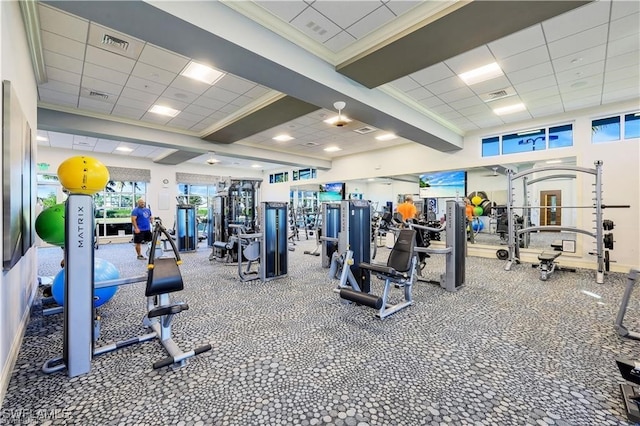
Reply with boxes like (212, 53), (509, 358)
(94, 181), (147, 237)
(37, 173), (60, 208)
(178, 184), (218, 216)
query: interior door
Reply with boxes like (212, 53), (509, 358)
(540, 190), (561, 227)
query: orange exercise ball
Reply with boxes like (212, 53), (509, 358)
(57, 156), (109, 195)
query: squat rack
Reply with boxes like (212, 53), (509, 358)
(503, 161), (610, 283)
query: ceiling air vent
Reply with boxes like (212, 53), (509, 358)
(480, 87), (517, 103)
(89, 91), (109, 100)
(305, 142), (319, 147)
(353, 126), (377, 135)
(102, 34), (129, 51)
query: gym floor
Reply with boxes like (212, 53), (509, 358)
(2, 236), (638, 425)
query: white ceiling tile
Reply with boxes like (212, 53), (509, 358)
(167, 117), (201, 131)
(384, 0), (423, 16)
(418, 96), (444, 108)
(388, 76), (420, 92)
(38, 4), (89, 43)
(153, 96), (189, 111)
(39, 79), (80, 96)
(607, 33), (640, 58)
(604, 64), (639, 84)
(111, 105), (146, 120)
(290, 7), (342, 43)
(169, 75), (210, 96)
(48, 132), (74, 148)
(555, 61), (604, 84)
(405, 86), (433, 101)
(409, 63), (455, 86)
(552, 45), (606, 73)
(131, 62), (177, 86)
(244, 85), (272, 99)
(138, 44), (190, 74)
(486, 95), (524, 110)
(563, 94), (602, 110)
(81, 76), (123, 97)
(439, 110), (463, 120)
(130, 145), (162, 157)
(119, 87), (159, 104)
(43, 50), (84, 75)
(219, 103), (243, 114)
(525, 94), (563, 109)
(519, 86), (560, 103)
(425, 76), (466, 95)
(93, 139), (120, 153)
(611, 0), (640, 20)
(126, 75), (167, 95)
(557, 74), (602, 93)
(83, 62), (130, 86)
(468, 76), (512, 96)
(173, 111), (206, 123)
(231, 95), (253, 108)
(438, 86), (476, 103)
(529, 103), (566, 118)
(602, 85), (640, 103)
(41, 30), (86, 60)
(345, 5), (395, 39)
(140, 112), (173, 126)
(507, 62), (554, 85)
(488, 25), (546, 60)
(430, 103), (454, 114)
(192, 96), (227, 111)
(449, 119), (479, 132)
(447, 95), (484, 111)
(313, 1), (381, 29)
(513, 75), (558, 94)
(202, 86), (241, 103)
(80, 87), (117, 105)
(467, 116), (503, 128)
(255, 1), (309, 22)
(560, 86), (602, 102)
(604, 75), (640, 92)
(85, 45), (136, 74)
(183, 104), (215, 117)
(161, 87), (199, 104)
(542, 1), (610, 42)
(324, 31), (357, 52)
(444, 45), (496, 75)
(547, 24), (608, 59)
(45, 66), (81, 86)
(499, 45), (550, 74)
(456, 103), (492, 117)
(606, 50), (640, 73)
(609, 12), (640, 41)
(214, 75), (257, 95)
(500, 110), (533, 123)
(38, 88), (78, 107)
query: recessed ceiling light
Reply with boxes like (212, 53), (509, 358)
(273, 134), (294, 142)
(493, 103), (526, 116)
(36, 135), (48, 141)
(116, 146), (133, 152)
(458, 62), (503, 86)
(181, 61), (225, 85)
(149, 104), (180, 117)
(324, 146), (342, 152)
(375, 133), (397, 141)
(323, 115), (352, 125)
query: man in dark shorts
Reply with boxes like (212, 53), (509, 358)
(131, 198), (153, 260)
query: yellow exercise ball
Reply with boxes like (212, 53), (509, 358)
(471, 195), (482, 206)
(57, 156), (109, 195)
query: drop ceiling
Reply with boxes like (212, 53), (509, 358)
(30, 0), (639, 170)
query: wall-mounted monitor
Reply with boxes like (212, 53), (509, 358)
(319, 182), (345, 202)
(419, 170), (466, 199)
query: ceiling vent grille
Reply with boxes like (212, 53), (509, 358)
(480, 86), (517, 102)
(102, 34), (129, 51)
(353, 126), (377, 135)
(89, 91), (109, 100)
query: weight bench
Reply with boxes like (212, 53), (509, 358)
(338, 229), (417, 319)
(535, 251), (576, 281)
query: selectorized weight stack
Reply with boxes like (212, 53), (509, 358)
(320, 202), (341, 268)
(338, 199), (371, 292)
(176, 203), (197, 252)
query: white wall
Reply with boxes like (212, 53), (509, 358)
(1, 0), (39, 406)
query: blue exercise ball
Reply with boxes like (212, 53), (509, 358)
(472, 219), (484, 232)
(51, 258), (120, 308)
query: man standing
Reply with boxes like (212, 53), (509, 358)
(131, 198), (153, 260)
(396, 195), (417, 221)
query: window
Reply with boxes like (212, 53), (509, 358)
(481, 136), (499, 157)
(549, 124), (573, 149)
(178, 184), (218, 216)
(624, 113), (640, 139)
(94, 181), (147, 237)
(36, 173), (60, 208)
(502, 130), (545, 155)
(592, 116), (621, 143)
(292, 168), (316, 181)
(269, 172), (289, 183)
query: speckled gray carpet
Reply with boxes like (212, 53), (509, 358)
(2, 236), (639, 425)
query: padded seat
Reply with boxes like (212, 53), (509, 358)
(148, 302), (189, 318)
(539, 251), (562, 262)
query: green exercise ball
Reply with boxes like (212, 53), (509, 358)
(473, 206), (483, 216)
(35, 203), (66, 246)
